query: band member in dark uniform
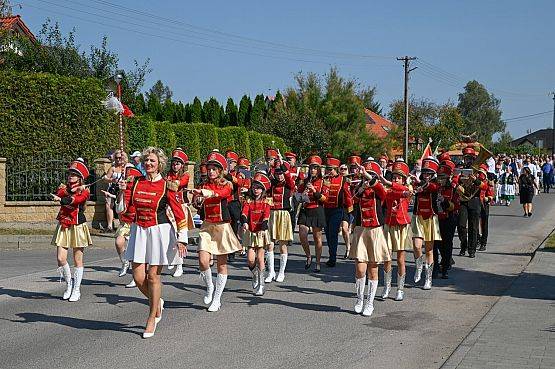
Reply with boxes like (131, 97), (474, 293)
(323, 155), (353, 267)
(434, 160), (459, 279)
(296, 155), (329, 272)
(457, 146), (487, 258)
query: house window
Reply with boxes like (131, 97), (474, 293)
(382, 126), (390, 132)
(536, 140), (543, 148)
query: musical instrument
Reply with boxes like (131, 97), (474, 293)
(458, 144), (493, 201)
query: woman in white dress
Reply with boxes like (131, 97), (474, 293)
(116, 147), (188, 338)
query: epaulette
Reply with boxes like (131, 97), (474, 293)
(265, 197), (274, 206)
(166, 179), (180, 192)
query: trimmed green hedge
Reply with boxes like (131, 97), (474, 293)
(248, 131), (265, 160)
(216, 127), (237, 154)
(219, 126), (250, 158)
(173, 122), (200, 162)
(192, 123), (219, 160)
(127, 117), (157, 151)
(154, 121), (177, 156)
(0, 71), (117, 162)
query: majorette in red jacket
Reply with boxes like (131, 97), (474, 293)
(240, 198), (271, 232)
(297, 177), (328, 209)
(270, 167), (295, 210)
(384, 182), (411, 226)
(413, 181), (440, 219)
(117, 174), (188, 242)
(353, 181), (387, 228)
(226, 170), (250, 203)
(324, 174), (354, 212)
(55, 182), (90, 228)
(196, 178), (233, 223)
(165, 171), (190, 204)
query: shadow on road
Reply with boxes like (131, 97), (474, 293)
(10, 312), (143, 335)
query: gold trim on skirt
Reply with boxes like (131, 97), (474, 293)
(51, 223), (92, 248)
(411, 215), (442, 242)
(269, 210), (293, 242)
(385, 224), (413, 252)
(115, 222), (131, 239)
(242, 229), (272, 249)
(198, 222), (242, 255)
(348, 226), (391, 264)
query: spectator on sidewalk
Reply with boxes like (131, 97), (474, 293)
(130, 151), (146, 176)
(542, 159), (553, 193)
(519, 167), (538, 217)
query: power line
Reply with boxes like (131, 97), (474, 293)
(503, 110), (554, 122)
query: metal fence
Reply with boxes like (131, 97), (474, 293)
(6, 154), (97, 201)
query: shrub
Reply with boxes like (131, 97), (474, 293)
(127, 116), (157, 151)
(248, 131), (264, 161)
(173, 122), (200, 162)
(192, 123), (219, 160)
(218, 126), (251, 158)
(154, 121), (177, 156)
(0, 71), (116, 162)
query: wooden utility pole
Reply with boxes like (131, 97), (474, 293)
(397, 56), (417, 161)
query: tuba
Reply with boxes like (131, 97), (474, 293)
(458, 144), (493, 201)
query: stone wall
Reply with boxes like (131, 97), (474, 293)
(0, 157), (195, 225)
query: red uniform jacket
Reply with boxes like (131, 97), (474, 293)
(438, 183), (460, 220)
(226, 170), (250, 203)
(166, 171), (190, 204)
(480, 181), (495, 203)
(270, 170), (296, 210)
(119, 175), (187, 238)
(324, 175), (354, 212)
(118, 175), (140, 224)
(197, 179), (233, 223)
(413, 181), (440, 219)
(353, 181), (387, 228)
(241, 198), (271, 232)
(297, 177), (328, 209)
(384, 182), (411, 226)
(55, 182), (90, 228)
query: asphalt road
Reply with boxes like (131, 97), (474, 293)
(1, 194), (554, 369)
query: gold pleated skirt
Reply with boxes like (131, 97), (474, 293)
(51, 223), (92, 249)
(242, 229), (272, 249)
(348, 226), (391, 264)
(411, 215), (442, 242)
(269, 210), (293, 242)
(384, 224), (413, 252)
(198, 222), (242, 255)
(115, 222), (131, 239)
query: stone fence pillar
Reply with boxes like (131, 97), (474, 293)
(0, 158), (6, 206)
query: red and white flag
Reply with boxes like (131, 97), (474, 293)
(420, 142), (433, 161)
(122, 103), (134, 118)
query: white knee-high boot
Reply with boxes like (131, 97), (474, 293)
(381, 268), (392, 299)
(354, 276), (366, 314)
(395, 273), (406, 301)
(172, 262), (183, 277)
(69, 267), (83, 302)
(423, 262), (433, 290)
(414, 255), (424, 283)
(265, 251), (276, 282)
(276, 253), (288, 282)
(255, 268), (265, 296)
(362, 279), (378, 317)
(208, 274), (227, 312)
(250, 266), (259, 289)
(200, 269), (214, 305)
(59, 263), (73, 300)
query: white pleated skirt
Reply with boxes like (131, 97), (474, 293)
(125, 223), (182, 266)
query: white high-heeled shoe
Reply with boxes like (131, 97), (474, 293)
(142, 320), (157, 339)
(155, 298), (164, 324)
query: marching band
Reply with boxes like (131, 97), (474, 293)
(51, 143), (493, 338)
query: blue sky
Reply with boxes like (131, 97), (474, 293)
(17, 0), (555, 139)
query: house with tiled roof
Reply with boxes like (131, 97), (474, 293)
(0, 15), (36, 56)
(364, 108), (406, 157)
(0, 15), (36, 42)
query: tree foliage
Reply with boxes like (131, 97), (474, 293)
(224, 97), (238, 126)
(238, 95), (252, 127)
(457, 80), (505, 144)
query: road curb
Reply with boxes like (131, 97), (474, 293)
(441, 224), (555, 368)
